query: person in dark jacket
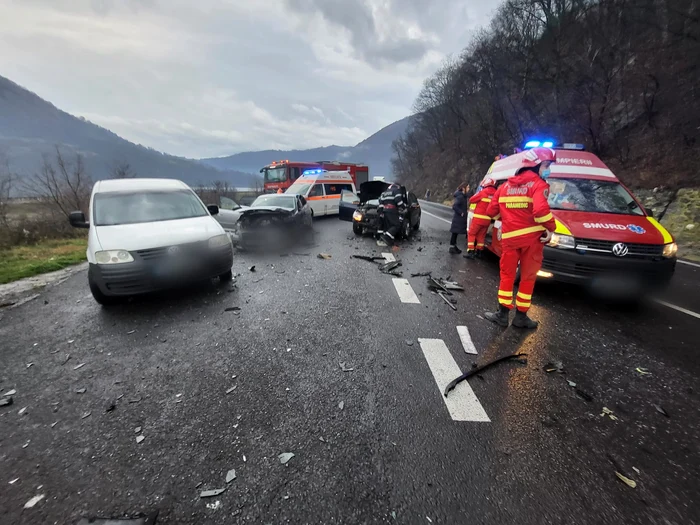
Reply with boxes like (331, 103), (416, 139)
(449, 183), (470, 254)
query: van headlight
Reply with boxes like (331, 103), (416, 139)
(209, 234), (231, 249)
(548, 233), (576, 249)
(353, 211), (363, 221)
(95, 250), (134, 264)
(662, 242), (678, 258)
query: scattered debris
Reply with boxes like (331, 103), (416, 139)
(317, 253), (332, 260)
(427, 517), (433, 523)
(445, 353), (527, 396)
(0, 301), (17, 308)
(319, 437), (326, 443)
(249, 266), (256, 272)
(225, 469), (236, 483)
(441, 281), (465, 291)
(200, 489), (226, 498)
(9, 478), (19, 484)
(601, 407), (619, 421)
(278, 452), (295, 465)
(105, 402), (116, 413)
(18, 407), (27, 416)
(22, 441), (29, 448)
(338, 401), (345, 410)
(575, 389), (593, 402)
(339, 362), (354, 372)
(226, 386), (237, 394)
(205, 500), (222, 510)
(73, 363), (86, 370)
(135, 427), (142, 434)
(417, 247), (423, 252)
(410, 272), (432, 277)
(437, 291), (456, 311)
(128, 396), (142, 404)
(81, 411), (92, 419)
(405, 340), (414, 346)
(636, 367), (651, 376)
(127, 330), (136, 335)
(0, 397), (13, 407)
(3, 389), (16, 397)
(68, 340), (75, 344)
(61, 354), (71, 365)
(567, 380), (577, 388)
(136, 435), (145, 444)
(427, 277), (449, 294)
(75, 388), (87, 394)
(543, 361), (564, 373)
(50, 422), (58, 428)
(224, 307), (241, 312)
(615, 471), (637, 488)
(653, 404), (670, 418)
(24, 494), (45, 509)
(379, 260), (402, 276)
(26, 362), (34, 369)
(352, 255), (385, 263)
(633, 467), (641, 475)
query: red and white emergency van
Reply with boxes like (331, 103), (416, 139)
(472, 144), (677, 292)
(285, 170), (356, 217)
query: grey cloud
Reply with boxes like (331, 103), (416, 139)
(286, 0), (431, 65)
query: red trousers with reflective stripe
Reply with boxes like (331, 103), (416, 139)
(497, 242), (544, 312)
(467, 220), (489, 250)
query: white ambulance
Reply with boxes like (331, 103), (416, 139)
(285, 170), (356, 217)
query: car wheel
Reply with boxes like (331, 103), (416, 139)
(402, 219), (411, 239)
(219, 269), (233, 282)
(353, 223), (363, 235)
(413, 218), (420, 231)
(89, 278), (120, 306)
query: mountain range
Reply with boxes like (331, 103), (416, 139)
(0, 74), (409, 191)
(199, 116), (411, 176)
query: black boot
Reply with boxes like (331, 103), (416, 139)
(449, 245), (461, 254)
(475, 250), (483, 259)
(463, 250), (475, 260)
(485, 305), (510, 327)
(512, 310), (538, 329)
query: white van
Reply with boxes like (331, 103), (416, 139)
(69, 178), (233, 305)
(285, 170), (356, 217)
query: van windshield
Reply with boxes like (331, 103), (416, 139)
(286, 183), (312, 195)
(93, 190), (208, 226)
(547, 178), (644, 215)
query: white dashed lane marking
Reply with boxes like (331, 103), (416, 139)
(392, 278), (420, 304)
(420, 210), (451, 224)
(417, 339), (490, 422)
(382, 252), (396, 262)
(654, 299), (700, 320)
(678, 259), (700, 268)
(456, 326), (477, 354)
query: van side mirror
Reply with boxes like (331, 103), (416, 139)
(645, 207), (654, 218)
(299, 196), (307, 207)
(69, 211), (89, 229)
(207, 204), (220, 215)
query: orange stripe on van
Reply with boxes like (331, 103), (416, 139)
(307, 195), (341, 201)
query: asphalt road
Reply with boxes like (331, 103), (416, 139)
(1, 207), (699, 524)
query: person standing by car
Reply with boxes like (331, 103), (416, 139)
(380, 183), (405, 245)
(449, 183), (470, 254)
(464, 178), (497, 259)
(483, 148), (557, 329)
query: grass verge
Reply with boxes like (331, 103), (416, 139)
(0, 238), (87, 285)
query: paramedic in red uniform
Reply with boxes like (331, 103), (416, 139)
(484, 148), (557, 329)
(464, 178), (497, 259)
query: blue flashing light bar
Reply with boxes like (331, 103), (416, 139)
(524, 140), (540, 148)
(542, 141), (554, 148)
(302, 169), (325, 175)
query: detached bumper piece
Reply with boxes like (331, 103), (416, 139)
(90, 242), (233, 296)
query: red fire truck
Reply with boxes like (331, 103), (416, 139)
(261, 160), (369, 193)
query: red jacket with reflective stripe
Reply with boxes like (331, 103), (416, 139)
(486, 170), (556, 248)
(469, 186), (497, 225)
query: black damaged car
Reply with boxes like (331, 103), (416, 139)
(231, 194), (313, 249)
(339, 180), (421, 238)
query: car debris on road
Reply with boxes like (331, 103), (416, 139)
(279, 452), (295, 465)
(445, 353), (527, 396)
(23, 494), (45, 509)
(0, 396), (13, 407)
(200, 488), (226, 498)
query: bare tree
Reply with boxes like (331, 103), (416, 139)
(23, 147), (93, 218)
(110, 161), (136, 179)
(0, 153), (13, 229)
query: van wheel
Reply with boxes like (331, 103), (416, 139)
(353, 223), (363, 235)
(89, 279), (120, 306)
(219, 269), (233, 282)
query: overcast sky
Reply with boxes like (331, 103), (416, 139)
(0, 0), (495, 158)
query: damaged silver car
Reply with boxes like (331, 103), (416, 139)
(230, 194), (313, 249)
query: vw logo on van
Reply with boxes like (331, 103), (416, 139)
(167, 246), (181, 256)
(612, 243), (629, 257)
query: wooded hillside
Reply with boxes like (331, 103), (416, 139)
(393, 0), (700, 199)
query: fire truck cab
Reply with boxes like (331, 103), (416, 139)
(474, 143), (677, 294)
(261, 160), (369, 193)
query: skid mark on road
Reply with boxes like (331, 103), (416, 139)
(382, 252), (396, 262)
(417, 339), (490, 422)
(457, 326), (477, 354)
(392, 278), (420, 304)
(654, 299), (700, 320)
